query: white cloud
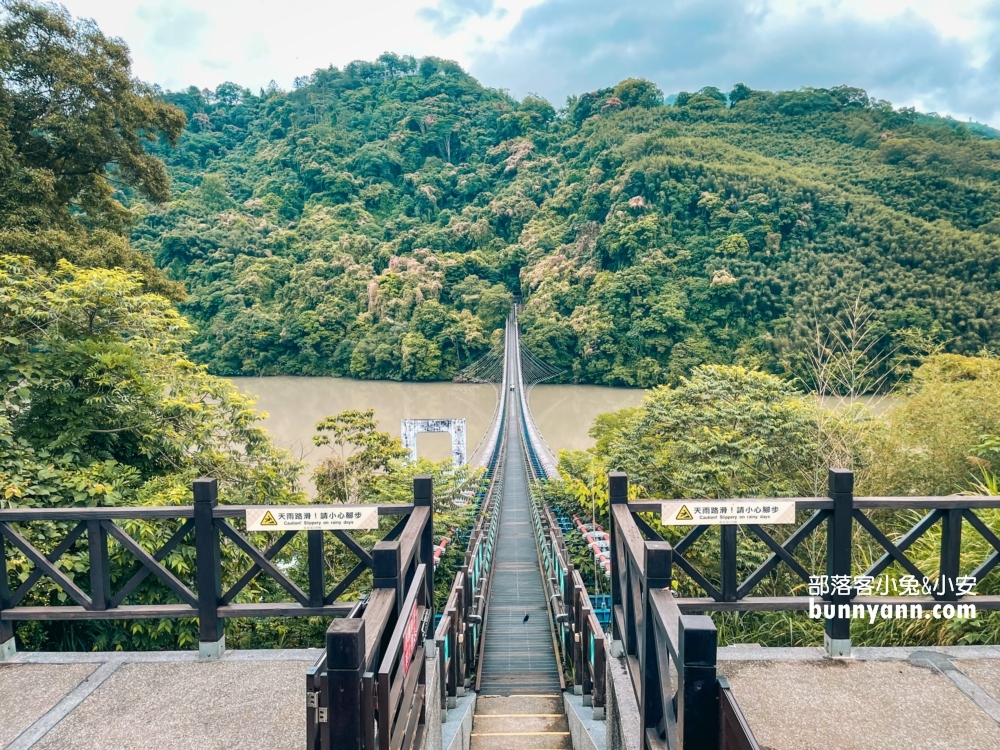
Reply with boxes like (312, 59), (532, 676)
(56, 0), (1000, 125)
(467, 0), (1000, 125)
(59, 0), (543, 91)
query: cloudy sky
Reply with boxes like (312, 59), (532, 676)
(58, 0), (1000, 126)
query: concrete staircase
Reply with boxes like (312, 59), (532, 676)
(470, 695), (572, 750)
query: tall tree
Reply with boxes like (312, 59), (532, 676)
(0, 1), (185, 291)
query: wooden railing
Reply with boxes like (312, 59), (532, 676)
(0, 473), (437, 750)
(608, 467), (1000, 749)
(610, 470), (1000, 653)
(435, 423), (505, 700)
(309, 561), (432, 750)
(309, 447), (506, 750)
(307, 477), (435, 750)
(609, 473), (759, 750)
(0, 477), (429, 656)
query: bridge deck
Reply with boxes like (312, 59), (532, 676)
(477, 392), (561, 695)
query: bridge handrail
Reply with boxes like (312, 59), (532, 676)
(377, 563), (431, 750)
(434, 416), (506, 704)
(309, 479), (436, 750)
(510, 316), (558, 479)
(520, 434), (608, 709)
(609, 471), (1000, 616)
(607, 468), (1000, 749)
(608, 475), (760, 750)
(470, 316), (512, 470)
(316, 563), (433, 750)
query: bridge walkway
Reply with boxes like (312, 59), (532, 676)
(470, 311), (569, 749)
(477, 390), (561, 695)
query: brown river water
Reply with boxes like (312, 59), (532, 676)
(229, 377), (646, 480)
(229, 377), (895, 494)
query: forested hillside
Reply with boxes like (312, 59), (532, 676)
(133, 57), (1000, 387)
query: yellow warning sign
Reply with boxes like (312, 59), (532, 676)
(661, 501), (797, 526)
(245, 505), (380, 531)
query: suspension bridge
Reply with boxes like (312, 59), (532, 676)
(4, 307), (1000, 750)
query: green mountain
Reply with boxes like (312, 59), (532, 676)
(133, 59), (1000, 387)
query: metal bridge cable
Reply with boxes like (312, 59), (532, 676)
(511, 313), (559, 478)
(519, 341), (564, 384)
(455, 308), (562, 475)
(455, 331), (507, 467)
(454, 337), (506, 384)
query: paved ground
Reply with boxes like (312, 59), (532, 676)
(0, 663), (98, 748)
(0, 649), (320, 749)
(5, 645), (1000, 748)
(719, 645), (1000, 750)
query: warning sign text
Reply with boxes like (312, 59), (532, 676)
(246, 505), (379, 531)
(661, 501), (796, 526)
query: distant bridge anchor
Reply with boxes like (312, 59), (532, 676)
(401, 418), (467, 465)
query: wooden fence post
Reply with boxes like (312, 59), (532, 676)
(592, 623), (606, 719)
(580, 596), (592, 702)
(677, 615), (719, 750)
(193, 477), (224, 658)
(939, 508), (963, 601)
(720, 524), (738, 602)
(326, 618), (365, 750)
(458, 563), (469, 691)
(308, 530), (325, 608)
(573, 577), (585, 696)
(87, 520), (111, 611)
(826, 468), (853, 657)
(609, 472), (627, 653)
(641, 541), (672, 749)
(565, 558), (578, 692)
(414, 475), (434, 620)
(445, 611), (458, 705)
(0, 532), (14, 659)
(373, 536), (402, 606)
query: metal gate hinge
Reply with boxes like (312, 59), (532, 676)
(317, 708), (328, 723)
(307, 691), (319, 708)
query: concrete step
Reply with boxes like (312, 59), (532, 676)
(474, 695), (564, 715)
(470, 730), (572, 750)
(470, 695), (572, 750)
(472, 714), (570, 734)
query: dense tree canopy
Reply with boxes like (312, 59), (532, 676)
(4, 2), (1000, 651)
(0, 256), (302, 505)
(312, 408), (409, 503)
(126, 60), (1000, 386)
(550, 353), (1000, 647)
(593, 366), (820, 498)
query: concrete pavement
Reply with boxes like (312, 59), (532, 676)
(5, 645), (1000, 748)
(719, 645), (1000, 750)
(0, 649), (319, 749)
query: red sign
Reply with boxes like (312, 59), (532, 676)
(402, 602), (419, 675)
